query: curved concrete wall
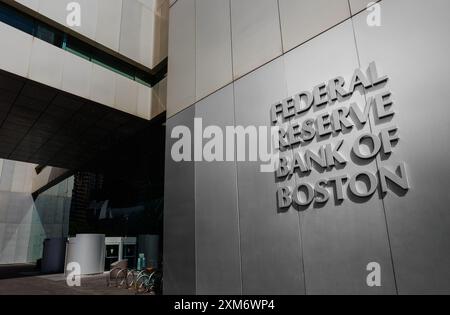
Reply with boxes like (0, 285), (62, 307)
(66, 234), (105, 275)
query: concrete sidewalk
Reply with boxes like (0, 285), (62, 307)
(0, 264), (135, 295)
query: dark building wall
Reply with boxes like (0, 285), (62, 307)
(69, 119), (166, 237)
(163, 106), (196, 295)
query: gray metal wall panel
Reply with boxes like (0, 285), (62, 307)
(284, 20), (396, 295)
(163, 106), (196, 295)
(230, 0), (282, 79)
(194, 84), (242, 295)
(233, 57), (305, 295)
(349, 0), (376, 15)
(164, 0), (450, 295)
(278, 0), (350, 52)
(353, 0), (450, 294)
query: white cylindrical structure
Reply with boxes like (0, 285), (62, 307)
(65, 234), (105, 275)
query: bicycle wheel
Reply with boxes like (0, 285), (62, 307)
(126, 269), (136, 288)
(115, 269), (128, 288)
(135, 274), (151, 294)
(148, 271), (162, 294)
(133, 270), (149, 290)
(135, 269), (148, 280)
(107, 267), (122, 287)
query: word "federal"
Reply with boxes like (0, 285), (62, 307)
(271, 62), (387, 124)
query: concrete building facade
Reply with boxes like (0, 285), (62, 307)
(0, 0), (168, 265)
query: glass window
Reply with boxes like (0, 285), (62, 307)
(135, 72), (152, 87)
(0, 3), (34, 35)
(91, 50), (135, 81)
(65, 36), (92, 61)
(35, 23), (64, 46)
(0, 2), (158, 87)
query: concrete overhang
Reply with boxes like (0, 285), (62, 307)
(0, 69), (152, 170)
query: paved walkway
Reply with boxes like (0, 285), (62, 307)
(0, 264), (136, 295)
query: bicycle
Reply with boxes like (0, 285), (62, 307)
(107, 266), (124, 287)
(134, 268), (162, 295)
(107, 260), (129, 288)
(123, 268), (149, 289)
